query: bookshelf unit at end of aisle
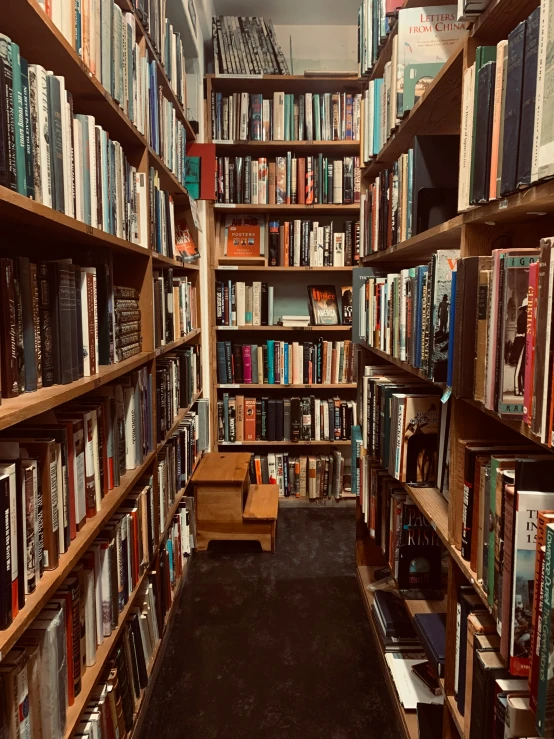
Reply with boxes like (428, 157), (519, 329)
(353, 0), (554, 738)
(0, 1), (207, 738)
(207, 73), (363, 500)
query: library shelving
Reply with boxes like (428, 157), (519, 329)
(0, 1), (205, 737)
(207, 73), (361, 498)
(354, 0), (554, 737)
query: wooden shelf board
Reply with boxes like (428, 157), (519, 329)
(156, 392), (202, 449)
(362, 42), (464, 178)
(360, 216), (463, 265)
(0, 186), (153, 256)
(147, 148), (189, 200)
(471, 0), (539, 41)
(446, 694), (465, 738)
(0, 353), (152, 432)
(153, 253), (201, 270)
(155, 328), (201, 356)
(359, 343), (445, 388)
(215, 264), (354, 272)
(218, 440), (351, 446)
(403, 485), (449, 548)
(212, 140), (360, 155)
(216, 325), (351, 332)
(217, 383), (357, 389)
(214, 204), (360, 214)
(462, 398), (553, 453)
(207, 74), (361, 95)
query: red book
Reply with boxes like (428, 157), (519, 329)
(242, 345), (252, 383)
(297, 158), (306, 204)
(524, 260), (539, 426)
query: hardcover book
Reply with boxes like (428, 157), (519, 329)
(429, 249), (459, 382)
(307, 286), (340, 326)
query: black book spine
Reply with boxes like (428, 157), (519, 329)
(243, 156), (251, 203)
(20, 58), (34, 199)
(17, 257), (37, 392)
(261, 396), (268, 439)
(0, 58), (10, 188)
(38, 262), (55, 386)
(500, 21), (526, 196)
(345, 221), (353, 266)
(302, 343), (309, 384)
(66, 266), (79, 381)
(46, 74), (64, 213)
(317, 337), (323, 384)
(224, 340), (233, 381)
(276, 398), (284, 441)
(471, 61), (496, 204)
(268, 221), (279, 266)
(74, 266), (84, 379)
(216, 341), (228, 383)
(0, 475), (12, 629)
(469, 656), (508, 739)
(517, 7), (541, 188)
(267, 398), (276, 441)
(291, 397), (301, 441)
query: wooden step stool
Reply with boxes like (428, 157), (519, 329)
(192, 452), (278, 552)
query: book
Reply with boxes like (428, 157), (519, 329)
(307, 286), (340, 326)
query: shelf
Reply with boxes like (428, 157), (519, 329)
(217, 383), (357, 390)
(358, 343), (446, 388)
(0, 186), (154, 256)
(446, 694), (465, 738)
(362, 41), (464, 179)
(155, 328), (201, 356)
(153, 254), (201, 270)
(403, 484), (449, 548)
(0, 352), (153, 432)
(462, 398), (554, 453)
(214, 204), (360, 214)
(212, 140), (361, 156)
(360, 216), (463, 265)
(156, 391), (202, 450)
(216, 325), (352, 332)
(471, 0), (539, 40)
(218, 440), (351, 446)
(207, 74), (361, 95)
(215, 265), (355, 272)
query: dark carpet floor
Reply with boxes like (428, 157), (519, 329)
(138, 507), (402, 739)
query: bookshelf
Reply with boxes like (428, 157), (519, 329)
(354, 0), (554, 737)
(207, 73), (361, 498)
(0, 1), (206, 737)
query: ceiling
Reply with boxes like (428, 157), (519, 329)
(212, 0), (360, 25)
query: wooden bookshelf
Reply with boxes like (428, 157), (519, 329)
(216, 265), (355, 272)
(358, 342), (446, 388)
(0, 4), (206, 739)
(217, 383), (357, 389)
(216, 325), (352, 332)
(212, 140), (361, 156)
(219, 440), (352, 447)
(214, 203), (360, 214)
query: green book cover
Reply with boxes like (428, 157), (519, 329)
(11, 42), (25, 196)
(469, 46), (497, 199)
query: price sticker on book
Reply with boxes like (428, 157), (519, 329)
(441, 388), (451, 404)
(221, 384), (239, 389)
(189, 196), (202, 231)
(218, 265), (239, 270)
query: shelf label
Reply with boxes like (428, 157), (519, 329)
(218, 326), (238, 330)
(217, 203), (237, 208)
(218, 265), (239, 270)
(499, 199), (509, 210)
(221, 441), (243, 445)
(220, 384), (239, 388)
(215, 72), (264, 79)
(85, 224), (93, 236)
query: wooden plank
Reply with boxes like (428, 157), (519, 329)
(213, 140), (360, 156)
(207, 74), (361, 95)
(471, 0), (539, 41)
(360, 216), (463, 264)
(359, 343), (446, 388)
(155, 328), (202, 357)
(218, 440), (352, 447)
(243, 484), (279, 520)
(216, 325), (353, 332)
(193, 451), (251, 483)
(216, 265), (354, 272)
(214, 204), (360, 214)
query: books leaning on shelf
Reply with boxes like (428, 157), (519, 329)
(216, 154), (361, 205)
(156, 345), (202, 442)
(355, 250), (459, 383)
(247, 450), (350, 498)
(457, 3), (554, 209)
(358, 4), (469, 141)
(267, 219), (360, 267)
(216, 339), (356, 385)
(153, 269), (198, 348)
(212, 16), (289, 76)
(217, 394), (356, 443)
(211, 89), (362, 142)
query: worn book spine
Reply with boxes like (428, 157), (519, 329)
(500, 22), (526, 196)
(0, 258), (19, 397)
(517, 7), (541, 188)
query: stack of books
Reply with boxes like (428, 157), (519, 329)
(211, 16), (289, 75)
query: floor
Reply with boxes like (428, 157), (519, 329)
(138, 506), (402, 739)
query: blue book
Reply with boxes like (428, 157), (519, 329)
(283, 343), (289, 385)
(75, 0), (82, 57)
(446, 269), (457, 388)
(267, 340), (275, 384)
(166, 539), (174, 584)
(223, 393), (229, 441)
(373, 79), (383, 154)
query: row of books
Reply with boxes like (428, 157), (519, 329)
(217, 394), (356, 443)
(249, 450), (348, 499)
(357, 4), (469, 128)
(357, 0), (395, 77)
(0, 256), (145, 405)
(269, 219), (360, 267)
(0, 36), (153, 244)
(360, 135), (459, 254)
(355, 249), (459, 385)
(0, 496), (191, 738)
(215, 154), (361, 205)
(211, 90), (362, 142)
(155, 347), (202, 442)
(212, 15), (289, 76)
(133, 0), (187, 106)
(458, 4), (554, 210)
(452, 240), (554, 444)
(153, 269), (198, 348)
(451, 455), (554, 737)
(216, 339), (356, 386)
(0, 366), (154, 631)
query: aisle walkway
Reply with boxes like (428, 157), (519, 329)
(138, 506), (401, 739)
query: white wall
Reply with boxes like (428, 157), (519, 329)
(273, 24), (358, 74)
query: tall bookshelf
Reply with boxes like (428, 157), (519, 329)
(206, 73), (361, 499)
(0, 1), (204, 737)
(353, 0), (554, 737)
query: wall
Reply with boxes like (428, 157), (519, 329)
(273, 24), (358, 74)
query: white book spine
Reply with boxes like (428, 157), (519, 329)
(268, 285), (274, 325)
(532, 0), (550, 183)
(273, 92), (285, 140)
(333, 160), (343, 203)
(236, 281), (246, 325)
(252, 281), (261, 325)
(73, 118), (83, 222)
(80, 271), (91, 376)
(251, 161), (259, 203)
(305, 92), (313, 140)
(88, 117), (98, 228)
(240, 92), (249, 140)
(294, 220), (301, 266)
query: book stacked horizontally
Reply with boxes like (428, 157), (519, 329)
(212, 16), (289, 76)
(279, 315), (310, 327)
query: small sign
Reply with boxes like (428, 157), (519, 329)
(499, 199), (509, 210)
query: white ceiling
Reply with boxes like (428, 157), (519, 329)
(212, 0), (360, 25)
